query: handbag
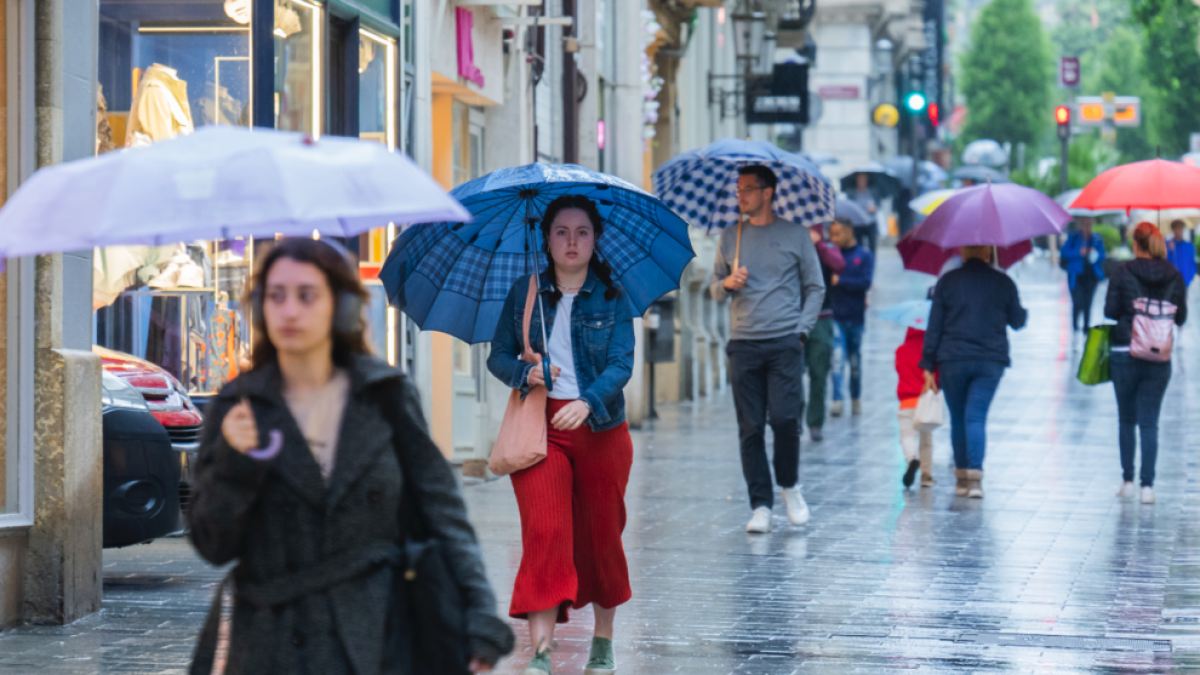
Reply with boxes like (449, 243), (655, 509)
(913, 390), (946, 431)
(383, 383), (514, 675)
(487, 276), (549, 476)
(1077, 324), (1112, 385)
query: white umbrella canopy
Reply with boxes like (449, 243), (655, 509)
(0, 126), (469, 259)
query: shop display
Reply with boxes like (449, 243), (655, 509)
(126, 64), (195, 147)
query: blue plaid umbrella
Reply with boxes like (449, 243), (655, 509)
(380, 163), (695, 344)
(652, 138), (835, 232)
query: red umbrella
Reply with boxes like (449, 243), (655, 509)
(897, 231), (1033, 276)
(1070, 159), (1200, 212)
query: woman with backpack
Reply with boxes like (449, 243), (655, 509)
(487, 195), (636, 675)
(1104, 222), (1188, 505)
(188, 238), (512, 675)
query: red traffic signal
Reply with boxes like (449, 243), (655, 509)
(928, 103), (939, 127)
(1055, 105), (1070, 125)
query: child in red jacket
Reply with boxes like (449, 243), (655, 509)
(896, 327), (936, 488)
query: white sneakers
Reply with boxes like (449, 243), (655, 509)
(830, 401), (844, 417)
(746, 507), (772, 533)
(1118, 482), (1155, 504)
(782, 486), (811, 525)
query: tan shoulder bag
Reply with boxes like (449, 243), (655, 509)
(487, 276), (548, 476)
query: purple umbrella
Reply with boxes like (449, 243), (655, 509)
(910, 183), (1070, 248)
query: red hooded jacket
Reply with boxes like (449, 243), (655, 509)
(895, 327), (936, 404)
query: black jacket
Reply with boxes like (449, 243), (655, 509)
(920, 258), (1027, 370)
(188, 355), (511, 675)
(1103, 258), (1187, 346)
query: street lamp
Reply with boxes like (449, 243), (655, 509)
(731, 12), (766, 64)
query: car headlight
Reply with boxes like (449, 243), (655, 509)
(102, 371), (149, 412)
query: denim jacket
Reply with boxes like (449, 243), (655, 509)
(487, 270), (635, 432)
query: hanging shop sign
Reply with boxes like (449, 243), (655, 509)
(873, 104), (900, 128)
(745, 63), (809, 125)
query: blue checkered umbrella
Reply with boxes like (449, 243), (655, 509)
(652, 138), (835, 232)
(380, 163), (695, 344)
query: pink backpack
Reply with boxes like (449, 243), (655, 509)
(1130, 277), (1178, 362)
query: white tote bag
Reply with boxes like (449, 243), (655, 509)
(913, 390), (946, 432)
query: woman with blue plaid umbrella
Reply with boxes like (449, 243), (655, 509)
(487, 195), (635, 675)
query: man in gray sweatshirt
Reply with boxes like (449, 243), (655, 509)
(710, 165), (826, 534)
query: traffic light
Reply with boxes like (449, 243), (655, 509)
(905, 92), (927, 112)
(1055, 105), (1070, 140)
(928, 103), (939, 127)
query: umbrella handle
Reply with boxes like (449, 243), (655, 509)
(734, 217), (744, 270)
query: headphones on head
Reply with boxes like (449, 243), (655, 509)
(249, 237), (365, 337)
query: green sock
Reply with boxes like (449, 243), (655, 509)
(586, 637), (615, 669)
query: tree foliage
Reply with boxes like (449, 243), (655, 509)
(1011, 132), (1121, 195)
(1131, 0), (1200, 155)
(960, 0), (1053, 149)
(1081, 24), (1156, 161)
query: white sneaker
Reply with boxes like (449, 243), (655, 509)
(1141, 486), (1155, 504)
(746, 507), (772, 533)
(1118, 482), (1136, 498)
(782, 486), (810, 525)
(830, 401), (844, 417)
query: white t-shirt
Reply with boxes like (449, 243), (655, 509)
(547, 293), (581, 400)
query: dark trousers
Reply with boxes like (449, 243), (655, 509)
(940, 360), (1005, 470)
(832, 321), (865, 401)
(802, 319), (834, 430)
(1110, 351), (1171, 487)
(728, 335), (804, 510)
(1071, 271), (1098, 331)
(853, 225), (877, 254)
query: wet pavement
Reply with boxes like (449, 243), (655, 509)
(4, 252), (1200, 673)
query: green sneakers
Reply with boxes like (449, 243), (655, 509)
(521, 647), (553, 675)
(584, 637), (616, 675)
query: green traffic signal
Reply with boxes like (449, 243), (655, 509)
(905, 93), (927, 112)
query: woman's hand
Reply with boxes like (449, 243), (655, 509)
(526, 363), (561, 388)
(469, 658), (493, 673)
(221, 400), (259, 454)
(551, 400), (591, 431)
(921, 370), (938, 395)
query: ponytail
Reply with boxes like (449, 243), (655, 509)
(1133, 222), (1167, 259)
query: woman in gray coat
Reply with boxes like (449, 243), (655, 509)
(188, 238), (512, 675)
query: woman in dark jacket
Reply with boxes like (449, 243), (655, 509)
(487, 195), (635, 675)
(188, 238), (512, 675)
(920, 246), (1027, 499)
(1104, 223), (1187, 505)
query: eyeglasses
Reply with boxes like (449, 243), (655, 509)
(735, 185), (767, 196)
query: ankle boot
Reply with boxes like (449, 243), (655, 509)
(967, 469), (984, 499)
(954, 469), (969, 496)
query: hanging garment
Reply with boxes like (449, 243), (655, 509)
(126, 64), (194, 146)
(207, 306), (242, 389)
(97, 85), (117, 155)
(93, 244), (182, 310)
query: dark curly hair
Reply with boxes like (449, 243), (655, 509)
(540, 195), (619, 305)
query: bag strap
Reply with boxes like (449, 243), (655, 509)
(521, 275), (538, 362)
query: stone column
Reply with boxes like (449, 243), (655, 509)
(23, 0), (103, 624)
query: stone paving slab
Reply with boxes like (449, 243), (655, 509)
(3, 253), (1200, 673)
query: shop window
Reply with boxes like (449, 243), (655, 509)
(359, 28), (397, 148)
(275, 0), (322, 135)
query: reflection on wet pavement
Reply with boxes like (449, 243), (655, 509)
(3, 253), (1200, 673)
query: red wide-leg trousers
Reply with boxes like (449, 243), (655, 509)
(508, 399), (633, 623)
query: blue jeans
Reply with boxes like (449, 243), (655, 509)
(831, 321), (865, 401)
(939, 360), (1005, 470)
(1110, 351), (1171, 487)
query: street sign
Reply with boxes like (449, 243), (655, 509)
(746, 63), (809, 125)
(818, 85), (860, 100)
(1074, 96), (1140, 127)
(1059, 57), (1080, 87)
(873, 104), (899, 127)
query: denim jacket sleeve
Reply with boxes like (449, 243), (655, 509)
(486, 278), (535, 394)
(578, 294), (635, 424)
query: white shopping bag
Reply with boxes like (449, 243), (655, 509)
(913, 390), (946, 431)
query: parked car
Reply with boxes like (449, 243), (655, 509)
(95, 346), (204, 548)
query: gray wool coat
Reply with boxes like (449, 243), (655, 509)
(187, 354), (511, 675)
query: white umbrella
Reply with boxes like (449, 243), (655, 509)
(1055, 188), (1125, 218)
(0, 126), (469, 258)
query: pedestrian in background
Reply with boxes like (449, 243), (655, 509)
(189, 238), (511, 675)
(1104, 222), (1187, 505)
(711, 165), (825, 534)
(1060, 216), (1106, 333)
(896, 325), (936, 488)
(1166, 219), (1195, 288)
(851, 172), (879, 253)
(828, 217), (875, 418)
(487, 195), (635, 675)
(921, 246), (1027, 499)
(804, 223), (845, 441)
